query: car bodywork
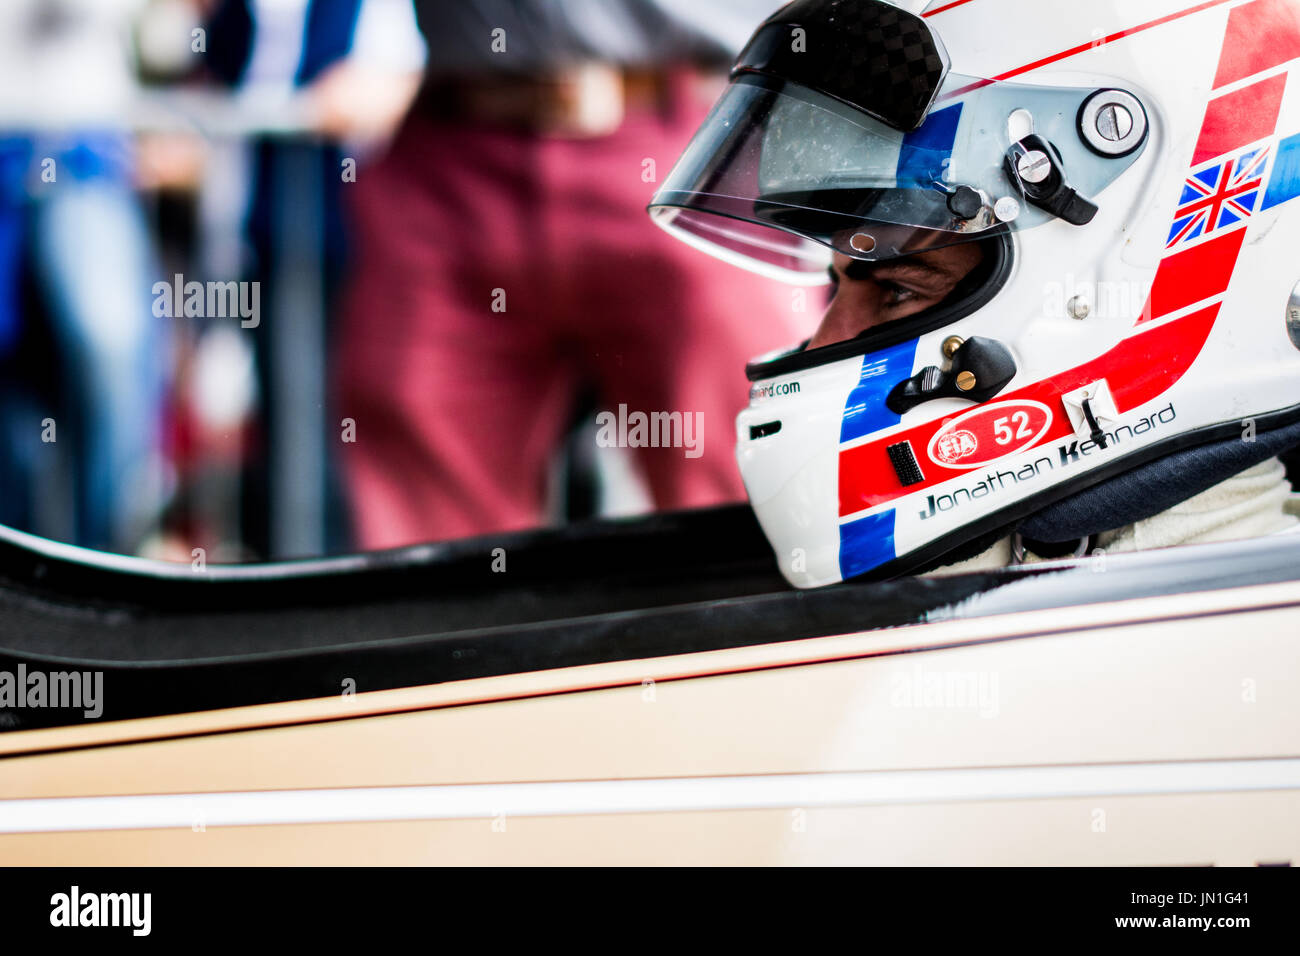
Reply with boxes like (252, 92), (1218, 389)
(0, 507), (1297, 864)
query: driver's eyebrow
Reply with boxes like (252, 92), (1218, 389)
(838, 256), (954, 290)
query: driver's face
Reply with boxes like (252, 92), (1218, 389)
(806, 243), (985, 351)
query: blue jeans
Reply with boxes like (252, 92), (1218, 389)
(28, 174), (167, 552)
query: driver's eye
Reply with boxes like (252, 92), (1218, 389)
(880, 281), (916, 306)
(827, 267), (915, 308)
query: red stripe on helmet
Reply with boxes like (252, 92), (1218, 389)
(937, 0), (1238, 101)
(922, 0), (976, 16)
(1193, 73), (1288, 166)
(1141, 227), (1248, 323)
(837, 303), (1224, 517)
(1213, 0), (1300, 89)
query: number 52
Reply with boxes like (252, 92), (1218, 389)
(994, 411), (1033, 444)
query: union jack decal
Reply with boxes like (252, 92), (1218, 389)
(1167, 146), (1270, 248)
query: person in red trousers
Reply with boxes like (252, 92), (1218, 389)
(335, 8), (809, 548)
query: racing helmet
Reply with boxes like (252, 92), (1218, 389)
(648, 0), (1300, 587)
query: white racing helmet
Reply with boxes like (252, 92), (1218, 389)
(649, 0), (1300, 586)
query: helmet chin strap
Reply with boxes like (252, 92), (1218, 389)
(1016, 419), (1300, 543)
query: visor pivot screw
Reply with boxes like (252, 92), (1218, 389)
(942, 335), (965, 360)
(1078, 89), (1149, 157)
(1016, 150), (1053, 184)
(993, 196), (1021, 222)
(955, 371), (977, 392)
(1068, 295), (1091, 320)
(849, 232), (877, 254)
(1095, 104), (1134, 142)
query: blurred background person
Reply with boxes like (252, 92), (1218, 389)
(0, 0), (423, 560)
(197, 0), (425, 558)
(334, 0), (814, 549)
(0, 0), (815, 562)
(0, 0), (169, 553)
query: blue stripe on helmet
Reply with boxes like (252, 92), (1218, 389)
(839, 338), (919, 444)
(896, 103), (963, 187)
(838, 508), (896, 581)
(1262, 130), (1300, 210)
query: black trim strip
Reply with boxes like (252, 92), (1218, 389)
(3, 503), (1300, 730)
(2, 406), (1300, 731)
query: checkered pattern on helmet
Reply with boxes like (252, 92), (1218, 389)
(734, 0), (948, 131)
